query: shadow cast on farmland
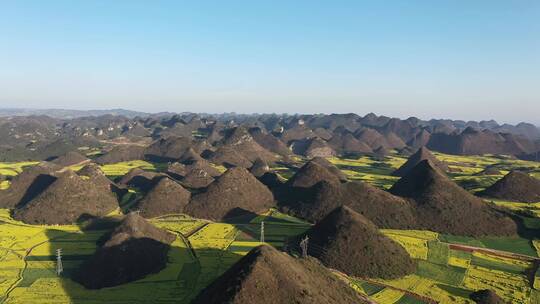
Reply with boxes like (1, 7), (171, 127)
(225, 208), (311, 254)
(493, 207), (540, 241)
(40, 219), (243, 303)
(222, 208), (259, 222)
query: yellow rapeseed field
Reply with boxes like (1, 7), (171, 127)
(377, 274), (472, 304)
(0, 180), (10, 190)
(472, 251), (532, 269)
(99, 160), (161, 176)
(462, 265), (531, 304)
(384, 234), (429, 260)
(0, 161), (39, 176)
(2, 152), (540, 303)
(370, 288), (405, 303)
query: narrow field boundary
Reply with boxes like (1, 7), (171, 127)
(448, 243), (540, 262)
(184, 222), (209, 238)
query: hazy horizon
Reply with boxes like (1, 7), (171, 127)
(2, 106), (539, 127)
(1, 1), (538, 124)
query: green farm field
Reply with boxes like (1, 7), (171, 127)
(0, 208), (310, 304)
(1, 152), (540, 303)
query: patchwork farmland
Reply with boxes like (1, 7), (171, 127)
(1, 151), (540, 303)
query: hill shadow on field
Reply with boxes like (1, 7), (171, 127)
(494, 206), (540, 241)
(36, 217), (242, 303)
(224, 208), (311, 254)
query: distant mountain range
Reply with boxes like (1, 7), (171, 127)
(0, 107), (538, 128)
(0, 108), (153, 119)
(0, 109), (538, 163)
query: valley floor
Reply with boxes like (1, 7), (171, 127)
(1, 152), (540, 303)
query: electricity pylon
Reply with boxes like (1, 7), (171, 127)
(56, 248), (63, 276)
(300, 236), (309, 258)
(260, 221), (265, 243)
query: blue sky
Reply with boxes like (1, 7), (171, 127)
(0, 1), (538, 124)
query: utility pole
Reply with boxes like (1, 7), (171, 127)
(300, 236), (309, 258)
(260, 221), (265, 243)
(56, 248), (63, 276)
